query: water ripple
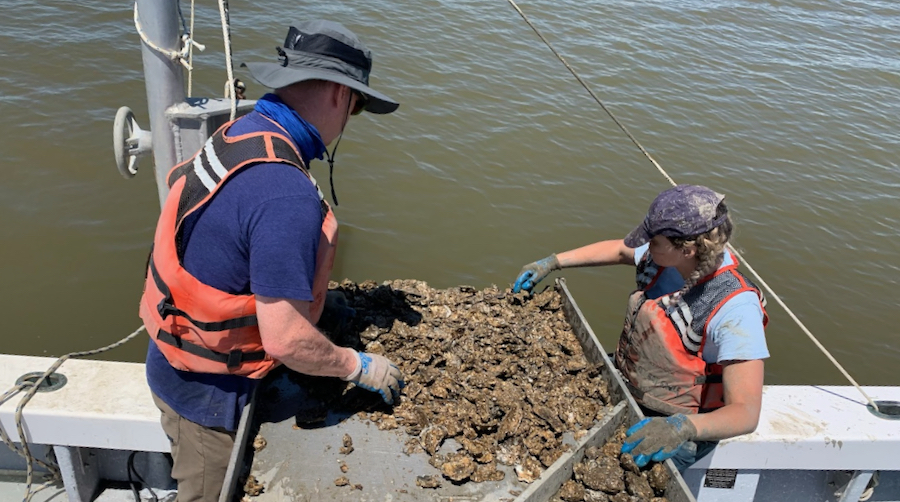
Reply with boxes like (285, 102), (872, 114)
(2, 0), (900, 381)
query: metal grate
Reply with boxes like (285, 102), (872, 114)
(704, 469), (738, 489)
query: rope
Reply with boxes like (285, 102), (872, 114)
(133, 2), (204, 73)
(725, 248), (877, 409)
(0, 386), (59, 502)
(1, 325), (147, 501)
(217, 0), (237, 120)
(502, 0), (881, 412)
(188, 0), (197, 97)
(0, 385), (28, 460)
(503, 0), (675, 187)
(176, 0), (199, 97)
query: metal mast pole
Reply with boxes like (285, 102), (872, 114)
(136, 0), (185, 208)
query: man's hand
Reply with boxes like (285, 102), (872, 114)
(342, 352), (404, 404)
(621, 414), (697, 468)
(512, 254), (560, 293)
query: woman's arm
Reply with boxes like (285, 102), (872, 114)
(688, 359), (765, 440)
(556, 238), (636, 268)
(513, 239), (637, 293)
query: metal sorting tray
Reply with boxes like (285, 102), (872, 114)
(222, 278), (696, 502)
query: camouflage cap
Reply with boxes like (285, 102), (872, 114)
(624, 185), (727, 248)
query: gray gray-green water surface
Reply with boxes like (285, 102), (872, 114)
(2, 0), (898, 386)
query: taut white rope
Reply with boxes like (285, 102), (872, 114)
(217, 0), (237, 120)
(502, 0), (880, 412)
(187, 0), (196, 96)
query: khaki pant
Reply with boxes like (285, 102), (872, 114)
(152, 392), (236, 502)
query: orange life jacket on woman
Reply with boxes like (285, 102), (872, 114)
(615, 252), (767, 415)
(139, 118), (338, 379)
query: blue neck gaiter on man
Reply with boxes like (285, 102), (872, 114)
(254, 93), (326, 166)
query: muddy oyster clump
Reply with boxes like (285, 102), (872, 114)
(551, 427), (672, 502)
(339, 433), (354, 454)
(243, 475), (264, 497)
(320, 279), (612, 485)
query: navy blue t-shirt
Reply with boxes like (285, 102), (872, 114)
(146, 112), (324, 431)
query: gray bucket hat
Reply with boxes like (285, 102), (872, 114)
(624, 185), (728, 248)
(242, 20), (399, 115)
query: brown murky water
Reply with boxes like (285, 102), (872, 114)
(1, 0), (899, 387)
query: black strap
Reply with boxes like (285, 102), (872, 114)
(695, 374), (723, 385)
(149, 258), (258, 332)
(172, 130), (305, 227)
(156, 329), (267, 369)
(627, 373), (721, 395)
(624, 379), (646, 400)
(282, 29), (371, 72)
(325, 130), (344, 206)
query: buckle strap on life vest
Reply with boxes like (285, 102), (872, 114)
(149, 256), (258, 332)
(156, 329), (267, 369)
(623, 361), (723, 389)
(624, 379), (646, 401)
(694, 374), (723, 385)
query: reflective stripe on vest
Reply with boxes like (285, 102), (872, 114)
(615, 253), (767, 415)
(139, 118), (338, 378)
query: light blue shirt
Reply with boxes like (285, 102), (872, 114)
(633, 244), (769, 364)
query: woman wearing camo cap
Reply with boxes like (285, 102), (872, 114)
(513, 184), (769, 471)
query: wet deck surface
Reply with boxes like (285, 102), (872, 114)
(247, 411), (538, 502)
(242, 369), (585, 502)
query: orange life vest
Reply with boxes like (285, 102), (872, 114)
(615, 253), (767, 415)
(139, 118), (338, 379)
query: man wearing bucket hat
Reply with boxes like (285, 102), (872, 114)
(142, 20), (403, 501)
(512, 185), (769, 471)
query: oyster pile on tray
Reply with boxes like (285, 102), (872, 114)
(313, 279), (614, 486)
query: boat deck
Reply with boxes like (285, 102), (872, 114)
(695, 385), (900, 471)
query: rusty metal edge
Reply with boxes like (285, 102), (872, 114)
(516, 401), (629, 502)
(555, 277), (697, 502)
(220, 279), (696, 502)
(219, 385), (257, 502)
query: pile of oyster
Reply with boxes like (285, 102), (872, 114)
(551, 426), (671, 502)
(314, 279), (613, 486)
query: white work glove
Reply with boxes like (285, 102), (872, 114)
(342, 352), (404, 404)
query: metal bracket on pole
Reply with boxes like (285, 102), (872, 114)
(835, 470), (876, 502)
(54, 446), (100, 502)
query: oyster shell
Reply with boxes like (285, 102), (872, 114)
(301, 281), (616, 487)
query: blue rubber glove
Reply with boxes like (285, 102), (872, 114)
(512, 254), (560, 293)
(621, 414), (698, 468)
(342, 352), (405, 405)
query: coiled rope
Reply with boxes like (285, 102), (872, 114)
(0, 325), (146, 502)
(502, 0), (880, 412)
